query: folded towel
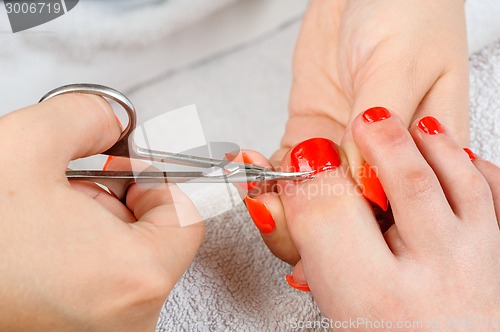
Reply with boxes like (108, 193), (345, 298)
(470, 40), (500, 165)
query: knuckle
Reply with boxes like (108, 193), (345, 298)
(374, 125), (411, 151)
(462, 172), (491, 200)
(57, 94), (116, 132)
(400, 167), (436, 198)
(57, 93), (112, 116)
(41, 94), (117, 140)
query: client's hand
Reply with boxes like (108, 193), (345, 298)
(280, 0), (469, 201)
(0, 95), (204, 332)
(245, 0), (470, 266)
(279, 109), (500, 327)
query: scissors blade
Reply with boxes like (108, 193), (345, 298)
(66, 167), (313, 184)
(67, 170), (222, 183)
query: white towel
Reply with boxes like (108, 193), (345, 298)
(470, 41), (500, 164)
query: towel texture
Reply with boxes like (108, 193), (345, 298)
(470, 41), (500, 164)
(154, 38), (500, 331)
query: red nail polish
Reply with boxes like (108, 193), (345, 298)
(224, 152), (238, 161)
(359, 163), (388, 211)
(225, 152), (258, 190)
(463, 148), (476, 161)
(286, 275), (310, 292)
(102, 156), (116, 171)
(418, 116), (444, 135)
(245, 196), (276, 234)
(290, 138), (340, 174)
(362, 107), (392, 123)
(241, 153), (258, 190)
(114, 115), (124, 131)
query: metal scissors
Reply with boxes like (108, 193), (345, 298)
(39, 84), (312, 197)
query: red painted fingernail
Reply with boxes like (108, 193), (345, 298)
(102, 156), (116, 171)
(241, 153), (258, 190)
(245, 196), (276, 234)
(362, 107), (392, 123)
(286, 275), (310, 292)
(114, 115), (124, 131)
(463, 148), (476, 161)
(225, 152), (259, 190)
(224, 152), (238, 161)
(418, 116), (444, 135)
(290, 138), (340, 174)
(359, 163), (388, 211)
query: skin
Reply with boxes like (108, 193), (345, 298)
(1, 98), (497, 330)
(242, 1), (500, 324)
(0, 0), (487, 328)
(248, 0), (470, 265)
(278, 113), (500, 330)
(0, 95), (204, 331)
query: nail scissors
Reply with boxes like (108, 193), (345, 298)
(39, 84), (312, 194)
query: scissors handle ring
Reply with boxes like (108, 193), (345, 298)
(39, 83), (136, 157)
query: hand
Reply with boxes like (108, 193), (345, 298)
(245, 0), (470, 265)
(0, 95), (204, 331)
(281, 0), (469, 159)
(278, 110), (500, 327)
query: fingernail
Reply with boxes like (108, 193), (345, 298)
(359, 162), (388, 211)
(225, 152), (259, 190)
(285, 274), (310, 292)
(102, 156), (116, 171)
(290, 138), (341, 174)
(463, 148), (476, 161)
(245, 196), (276, 234)
(241, 153), (258, 190)
(114, 115), (124, 131)
(362, 107), (392, 123)
(224, 152), (238, 161)
(418, 116), (444, 135)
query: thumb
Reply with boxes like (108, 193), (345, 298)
(2, 94), (121, 177)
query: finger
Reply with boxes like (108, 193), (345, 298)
(1, 94), (121, 177)
(245, 194), (300, 265)
(280, 138), (393, 293)
(281, 114), (347, 151)
(410, 117), (495, 225)
(412, 70), (470, 146)
(117, 159), (205, 288)
(224, 150), (274, 197)
(343, 0), (468, 135)
(351, 108), (455, 252)
(383, 225), (410, 258)
(472, 156), (500, 227)
(235, 151), (300, 264)
(341, 5), (469, 196)
(341, 125), (388, 211)
(70, 181), (136, 223)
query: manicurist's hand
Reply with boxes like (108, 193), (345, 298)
(279, 109), (500, 327)
(0, 95), (204, 331)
